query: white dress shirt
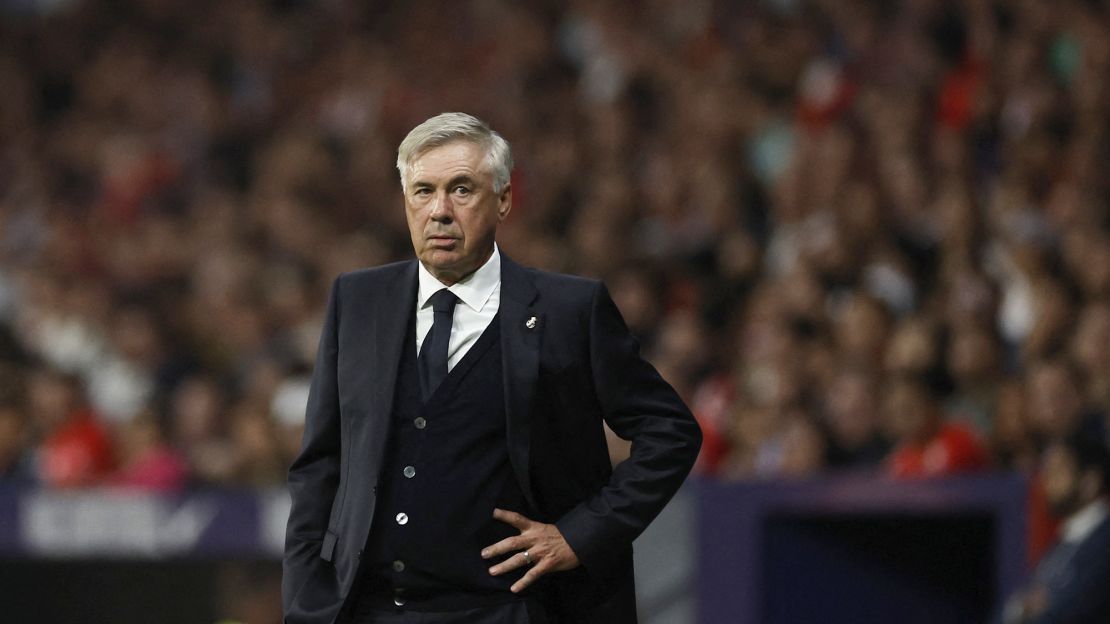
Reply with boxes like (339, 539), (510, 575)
(415, 245), (501, 371)
(1061, 498), (1109, 544)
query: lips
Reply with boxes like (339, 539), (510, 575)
(427, 235), (458, 247)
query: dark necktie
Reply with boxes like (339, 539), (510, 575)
(419, 289), (459, 400)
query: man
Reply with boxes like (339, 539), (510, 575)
(283, 112), (701, 624)
(883, 374), (986, 478)
(1000, 433), (1110, 623)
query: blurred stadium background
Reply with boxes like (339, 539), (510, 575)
(1, 0), (1109, 622)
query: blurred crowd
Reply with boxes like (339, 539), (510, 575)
(0, 0), (1108, 496)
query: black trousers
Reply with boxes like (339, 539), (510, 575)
(351, 600), (546, 623)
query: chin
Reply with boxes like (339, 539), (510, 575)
(421, 249), (457, 264)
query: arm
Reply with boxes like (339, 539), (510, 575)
(282, 277), (343, 616)
(554, 281), (702, 582)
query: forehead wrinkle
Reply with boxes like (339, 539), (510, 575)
(410, 162), (486, 189)
(408, 142), (489, 188)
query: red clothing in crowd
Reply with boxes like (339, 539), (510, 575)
(888, 422), (988, 478)
(690, 374), (735, 475)
(108, 445), (189, 492)
(38, 409), (115, 487)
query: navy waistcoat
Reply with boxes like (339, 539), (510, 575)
(360, 312), (534, 600)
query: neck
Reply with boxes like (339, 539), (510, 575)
(425, 246), (495, 287)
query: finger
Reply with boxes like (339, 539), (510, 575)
(481, 535), (526, 560)
(492, 508), (532, 531)
(489, 550), (533, 576)
(511, 559), (549, 593)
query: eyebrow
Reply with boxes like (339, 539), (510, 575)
(411, 175), (479, 191)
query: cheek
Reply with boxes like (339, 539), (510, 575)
(406, 209), (427, 231)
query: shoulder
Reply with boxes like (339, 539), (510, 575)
(334, 260), (414, 292)
(527, 267), (601, 298)
(503, 255), (603, 308)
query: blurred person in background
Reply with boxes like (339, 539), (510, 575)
(945, 321), (1004, 436)
(26, 365), (114, 487)
(170, 374), (236, 485)
(775, 410), (828, 479)
(884, 315), (946, 385)
(833, 293), (891, 370)
(0, 393), (32, 482)
(884, 374), (987, 478)
(227, 399), (287, 487)
(992, 381), (1039, 472)
(107, 408), (188, 491)
(821, 367), (889, 470)
(1024, 358), (1104, 446)
(999, 434), (1110, 623)
(1071, 301), (1110, 417)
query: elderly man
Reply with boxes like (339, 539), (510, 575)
(282, 112), (701, 624)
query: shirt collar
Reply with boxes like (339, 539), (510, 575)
(1062, 498), (1109, 543)
(417, 244), (501, 313)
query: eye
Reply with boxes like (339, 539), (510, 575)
(452, 185), (472, 196)
(413, 187), (432, 197)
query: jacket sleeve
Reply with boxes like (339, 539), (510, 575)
(555, 281), (702, 582)
(283, 276), (343, 619)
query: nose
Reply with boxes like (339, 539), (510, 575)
(430, 191), (454, 222)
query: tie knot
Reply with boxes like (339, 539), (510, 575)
(429, 289), (459, 314)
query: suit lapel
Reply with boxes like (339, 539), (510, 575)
(363, 261), (418, 479)
(499, 255), (541, 511)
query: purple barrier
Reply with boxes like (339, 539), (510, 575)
(0, 484), (290, 559)
(694, 473), (1028, 624)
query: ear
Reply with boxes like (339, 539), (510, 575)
(497, 183), (512, 221)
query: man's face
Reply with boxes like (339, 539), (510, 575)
(883, 381), (933, 443)
(404, 141), (510, 285)
(1028, 364), (1081, 437)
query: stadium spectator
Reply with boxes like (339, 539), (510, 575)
(107, 408), (188, 491)
(0, 398), (31, 482)
(884, 375), (988, 478)
(999, 434), (1110, 623)
(821, 367), (889, 470)
(26, 366), (114, 487)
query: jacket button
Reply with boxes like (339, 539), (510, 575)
(414, 417), (427, 430)
(356, 549), (363, 560)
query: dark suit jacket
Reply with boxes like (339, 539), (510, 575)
(1026, 511), (1110, 623)
(282, 255), (702, 623)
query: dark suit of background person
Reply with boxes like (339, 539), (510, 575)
(282, 113), (702, 624)
(999, 434), (1110, 624)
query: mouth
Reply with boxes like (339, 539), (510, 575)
(426, 235), (459, 247)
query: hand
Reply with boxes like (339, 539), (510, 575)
(481, 508), (580, 593)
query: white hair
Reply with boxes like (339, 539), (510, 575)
(396, 112), (513, 193)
